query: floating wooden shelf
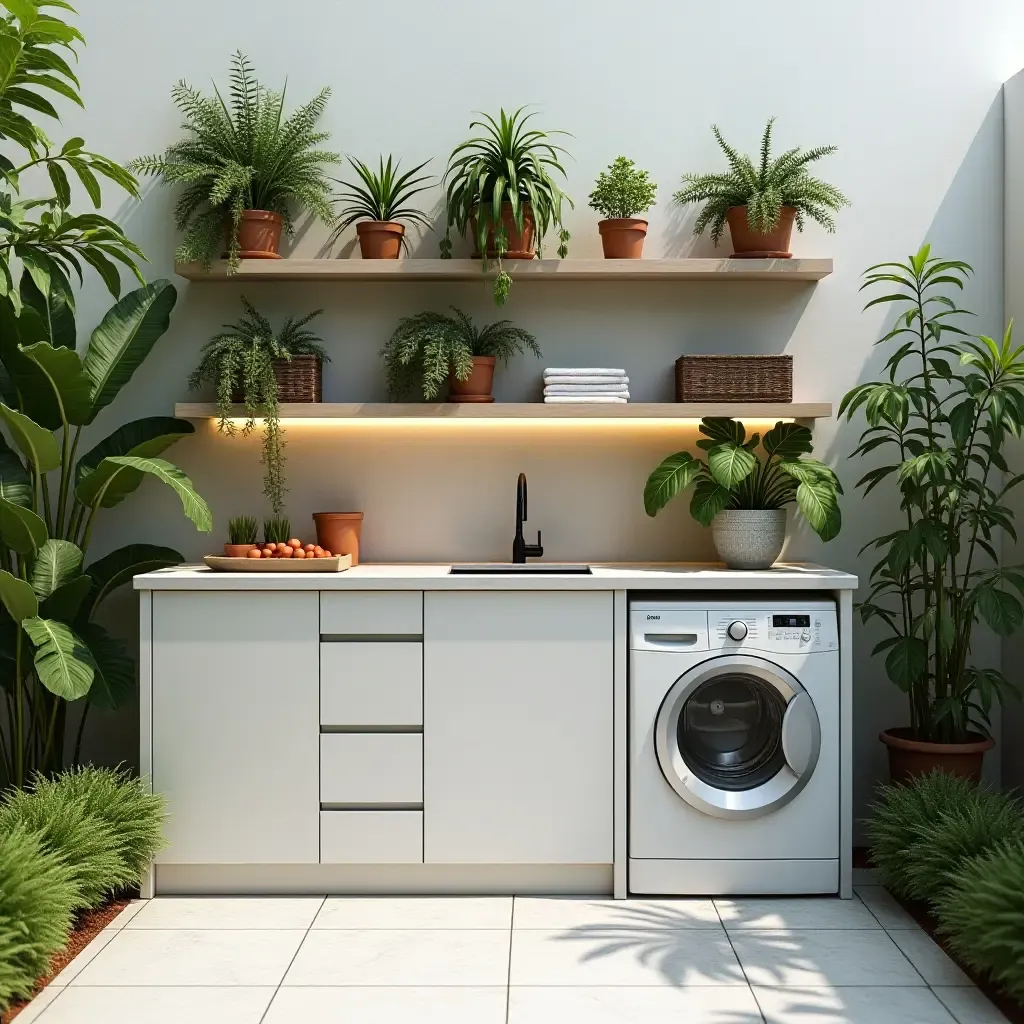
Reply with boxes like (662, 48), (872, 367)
(174, 257), (834, 283)
(175, 402), (832, 421)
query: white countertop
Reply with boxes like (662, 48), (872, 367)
(134, 562), (858, 591)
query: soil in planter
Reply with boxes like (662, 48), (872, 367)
(2, 895), (133, 1022)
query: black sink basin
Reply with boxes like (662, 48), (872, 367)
(449, 563), (592, 575)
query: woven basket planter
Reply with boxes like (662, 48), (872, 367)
(231, 354), (322, 404)
(675, 354), (792, 403)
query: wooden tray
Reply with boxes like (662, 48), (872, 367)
(203, 554), (352, 573)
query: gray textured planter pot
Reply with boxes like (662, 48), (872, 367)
(711, 509), (787, 570)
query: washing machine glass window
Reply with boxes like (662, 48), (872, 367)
(655, 654), (822, 820)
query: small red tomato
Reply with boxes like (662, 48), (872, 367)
(246, 548), (262, 559)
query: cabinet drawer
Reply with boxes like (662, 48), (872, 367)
(320, 592), (422, 636)
(320, 734), (422, 805)
(320, 811), (423, 863)
(320, 643), (422, 728)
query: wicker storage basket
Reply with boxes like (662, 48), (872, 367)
(231, 354), (322, 404)
(675, 354), (792, 403)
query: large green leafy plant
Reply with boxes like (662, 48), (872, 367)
(130, 51), (339, 270)
(673, 118), (848, 246)
(440, 107), (572, 305)
(840, 246), (1024, 743)
(644, 417), (842, 540)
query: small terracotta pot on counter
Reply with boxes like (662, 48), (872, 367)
(470, 201), (535, 259)
(313, 512), (364, 566)
(235, 209), (283, 259)
(357, 220), (405, 259)
(881, 727), (994, 785)
(598, 218), (648, 259)
(223, 543), (258, 558)
(726, 205), (796, 259)
(448, 355), (496, 403)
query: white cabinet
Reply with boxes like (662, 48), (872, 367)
(423, 591), (614, 865)
(320, 642), (422, 728)
(151, 592), (319, 864)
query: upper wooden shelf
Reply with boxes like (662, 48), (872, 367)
(175, 402), (832, 421)
(174, 257), (834, 283)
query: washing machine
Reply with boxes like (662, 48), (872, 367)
(629, 597), (840, 896)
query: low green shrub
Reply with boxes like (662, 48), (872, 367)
(0, 827), (78, 1008)
(937, 839), (1024, 999)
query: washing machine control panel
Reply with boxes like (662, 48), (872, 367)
(712, 610), (838, 652)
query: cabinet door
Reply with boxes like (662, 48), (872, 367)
(424, 591), (613, 864)
(152, 592), (319, 864)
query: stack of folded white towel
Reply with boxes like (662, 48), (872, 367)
(543, 368), (630, 404)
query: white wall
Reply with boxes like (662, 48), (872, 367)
(55, 1), (1024, 831)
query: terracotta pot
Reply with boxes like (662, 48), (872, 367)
(357, 221), (404, 259)
(470, 202), (535, 259)
(313, 512), (364, 566)
(598, 218), (648, 259)
(223, 543), (257, 558)
(448, 355), (496, 402)
(726, 205), (796, 259)
(880, 727), (994, 785)
(235, 210), (283, 259)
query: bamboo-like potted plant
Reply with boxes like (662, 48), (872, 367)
(440, 107), (572, 304)
(332, 155), (434, 259)
(644, 418), (841, 569)
(840, 245), (1024, 782)
(382, 307), (541, 402)
(588, 156), (658, 259)
(190, 299), (329, 515)
(130, 52), (339, 269)
(673, 118), (848, 258)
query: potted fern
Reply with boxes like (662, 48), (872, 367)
(588, 156), (658, 259)
(382, 307), (541, 402)
(644, 418), (842, 568)
(332, 155), (434, 259)
(130, 52), (339, 269)
(190, 299), (329, 514)
(673, 119), (848, 258)
(440, 107), (572, 305)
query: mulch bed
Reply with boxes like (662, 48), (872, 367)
(2, 895), (133, 1023)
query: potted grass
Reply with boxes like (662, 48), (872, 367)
(225, 515), (259, 557)
(382, 306), (541, 402)
(588, 156), (658, 258)
(332, 154), (434, 259)
(190, 299), (329, 515)
(440, 106), (573, 305)
(841, 245), (1024, 783)
(644, 418), (841, 569)
(673, 118), (848, 257)
(130, 52), (339, 269)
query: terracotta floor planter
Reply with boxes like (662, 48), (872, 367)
(357, 220), (404, 259)
(236, 209), (283, 259)
(224, 543), (257, 558)
(880, 727), (994, 784)
(313, 512), (364, 565)
(598, 218), (648, 258)
(470, 202), (535, 259)
(448, 355), (496, 402)
(727, 205), (796, 258)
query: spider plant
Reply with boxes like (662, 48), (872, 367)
(440, 107), (572, 305)
(673, 118), (848, 245)
(332, 155), (433, 233)
(130, 51), (339, 270)
(383, 306), (541, 400)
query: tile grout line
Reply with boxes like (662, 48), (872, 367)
(504, 897), (514, 1024)
(712, 900), (767, 1024)
(255, 894), (326, 1024)
(856, 889), (933, 988)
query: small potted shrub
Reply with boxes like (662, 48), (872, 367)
(382, 306), (541, 402)
(673, 118), (848, 258)
(131, 52), (339, 269)
(190, 299), (329, 515)
(644, 418), (841, 569)
(440, 106), (572, 305)
(332, 154), (434, 259)
(588, 156), (657, 259)
(225, 515), (259, 557)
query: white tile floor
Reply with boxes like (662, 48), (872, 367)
(17, 885), (1012, 1023)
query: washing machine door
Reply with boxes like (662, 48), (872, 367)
(654, 654), (821, 819)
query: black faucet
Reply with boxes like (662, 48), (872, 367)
(512, 472), (543, 563)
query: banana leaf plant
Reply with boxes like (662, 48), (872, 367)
(0, 278), (211, 788)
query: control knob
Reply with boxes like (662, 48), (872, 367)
(727, 620), (748, 641)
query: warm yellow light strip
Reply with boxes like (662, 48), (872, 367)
(214, 416), (797, 431)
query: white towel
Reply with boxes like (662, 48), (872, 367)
(544, 367), (626, 377)
(544, 375), (629, 386)
(544, 385), (630, 396)
(544, 395), (629, 404)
